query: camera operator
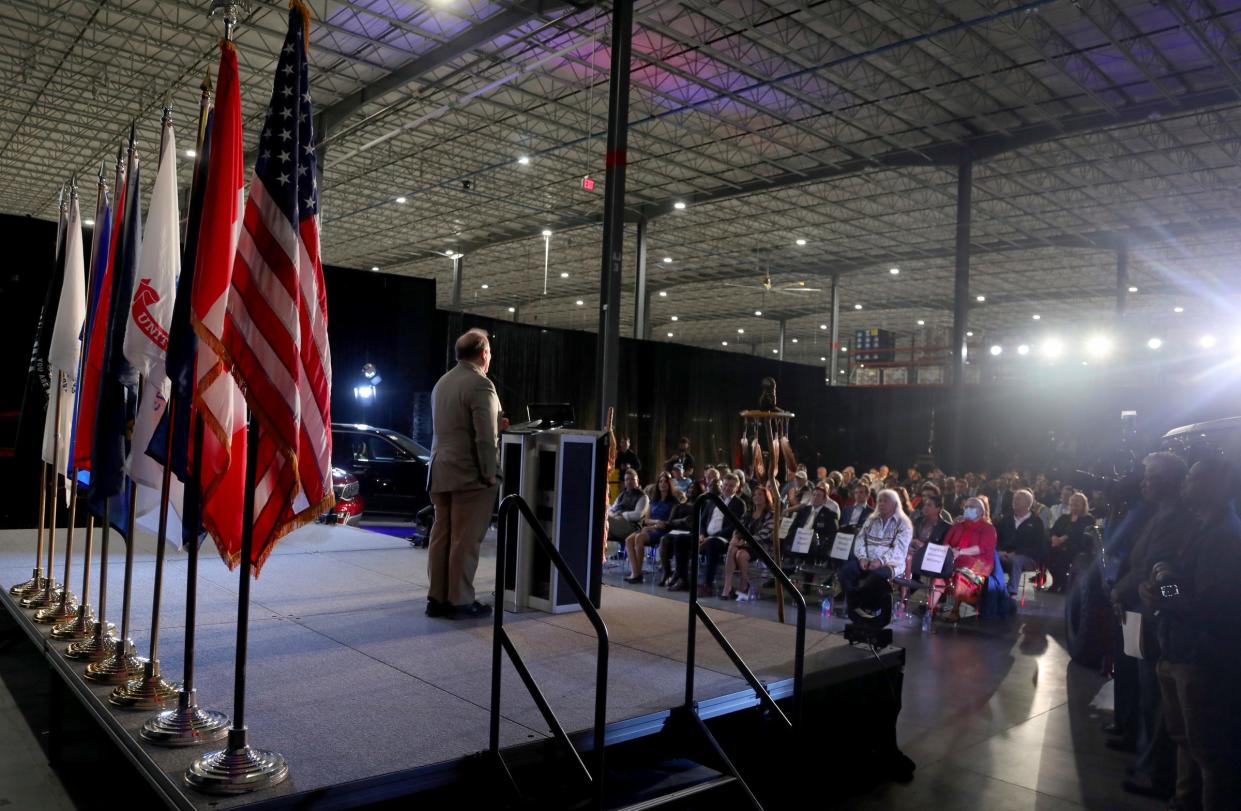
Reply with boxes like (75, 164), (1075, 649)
(1109, 452), (1189, 799)
(1140, 458), (1241, 811)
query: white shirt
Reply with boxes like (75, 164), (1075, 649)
(855, 512), (913, 571)
(1013, 511), (1032, 529)
(706, 495), (733, 537)
(1049, 503), (1069, 525)
(610, 490), (648, 523)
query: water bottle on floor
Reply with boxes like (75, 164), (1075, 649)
(894, 601), (906, 621)
(821, 595), (832, 621)
(921, 609), (932, 633)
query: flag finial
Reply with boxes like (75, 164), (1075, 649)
(162, 106), (174, 125)
(128, 121), (137, 152)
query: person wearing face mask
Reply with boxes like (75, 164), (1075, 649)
(838, 489), (912, 621)
(940, 496), (998, 622)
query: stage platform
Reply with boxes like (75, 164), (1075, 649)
(0, 523), (903, 810)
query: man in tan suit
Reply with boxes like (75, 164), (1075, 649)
(427, 328), (501, 619)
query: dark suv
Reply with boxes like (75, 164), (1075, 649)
(330, 423), (430, 519)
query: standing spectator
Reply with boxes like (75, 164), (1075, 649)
(427, 329), (501, 620)
(664, 436), (696, 477)
(1145, 458), (1241, 811)
(1047, 492), (1093, 592)
(1111, 452), (1189, 800)
(996, 488), (1046, 596)
(614, 436), (641, 474)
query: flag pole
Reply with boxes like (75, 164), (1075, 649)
(142, 65), (228, 747)
(86, 374), (146, 683)
(53, 165), (111, 642)
(112, 109), (181, 710)
(186, 414), (287, 792)
(22, 375), (65, 610)
(11, 185), (67, 601)
(67, 146), (126, 662)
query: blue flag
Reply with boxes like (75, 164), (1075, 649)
(147, 108), (213, 548)
(88, 147), (142, 532)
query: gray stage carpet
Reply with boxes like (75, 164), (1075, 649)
(0, 522), (877, 810)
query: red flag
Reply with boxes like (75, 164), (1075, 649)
(219, 1), (333, 573)
(190, 40), (249, 568)
(73, 158), (126, 475)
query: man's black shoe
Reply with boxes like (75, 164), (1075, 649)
(1102, 722), (1124, 736)
(1122, 776), (1170, 799)
(426, 598), (449, 618)
(450, 601), (493, 620)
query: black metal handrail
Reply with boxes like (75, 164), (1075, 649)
(490, 494), (609, 809)
(685, 491), (806, 729)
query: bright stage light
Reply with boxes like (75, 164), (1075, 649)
(1041, 337), (1064, 359)
(989, 345), (1002, 356)
(1017, 344), (1030, 356)
(1199, 334), (1217, 349)
(1147, 337), (1162, 350)
(1085, 334), (1112, 358)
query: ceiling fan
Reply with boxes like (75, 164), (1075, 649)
(723, 263), (822, 296)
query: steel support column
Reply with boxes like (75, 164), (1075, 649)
(828, 274), (840, 386)
(1116, 242), (1129, 317)
(594, 0), (634, 429)
(950, 155), (972, 472)
(450, 254), (463, 311)
(633, 216), (648, 340)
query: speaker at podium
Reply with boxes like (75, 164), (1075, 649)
(499, 418), (609, 614)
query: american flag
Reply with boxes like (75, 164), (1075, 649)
(221, 1), (333, 573)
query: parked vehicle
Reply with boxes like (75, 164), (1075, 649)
(330, 423), (430, 519)
(321, 467), (365, 525)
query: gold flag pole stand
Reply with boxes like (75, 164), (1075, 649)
(185, 412), (286, 790)
(65, 503), (119, 660)
(22, 377), (66, 609)
(10, 462), (48, 598)
(52, 516), (110, 640)
(34, 483), (78, 624)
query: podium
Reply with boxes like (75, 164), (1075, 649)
(499, 429), (609, 614)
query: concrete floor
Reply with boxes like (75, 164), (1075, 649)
(0, 522), (1164, 811)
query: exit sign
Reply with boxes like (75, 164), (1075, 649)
(581, 175), (596, 191)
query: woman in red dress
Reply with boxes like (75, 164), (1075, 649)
(941, 495), (997, 621)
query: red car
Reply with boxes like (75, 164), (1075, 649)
(321, 467), (364, 525)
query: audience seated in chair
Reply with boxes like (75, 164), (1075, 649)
(698, 473), (746, 598)
(607, 470), (648, 551)
(996, 488), (1046, 597)
(659, 481), (702, 591)
(622, 472), (678, 585)
(838, 489), (913, 624)
(940, 496), (999, 622)
(720, 484), (775, 602)
(783, 482), (840, 566)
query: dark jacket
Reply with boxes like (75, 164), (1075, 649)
(911, 513), (952, 549)
(666, 500), (695, 532)
(1155, 508), (1241, 670)
(840, 502), (872, 529)
(615, 449), (641, 473)
(783, 502), (839, 556)
(700, 495), (745, 539)
(996, 513), (1047, 560)
(1112, 502), (1191, 612)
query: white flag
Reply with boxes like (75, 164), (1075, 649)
(41, 194), (86, 491)
(123, 120), (186, 534)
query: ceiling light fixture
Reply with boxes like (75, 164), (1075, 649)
(1147, 337), (1163, 350)
(395, 196), (407, 204)
(541, 229), (553, 237)
(658, 291), (668, 297)
(975, 295), (986, 303)
(754, 310), (762, 316)
(671, 316), (679, 321)
(662, 256), (673, 263)
(1041, 337), (1065, 359)
(966, 331), (974, 337)
(791, 338), (798, 343)
(737, 328), (745, 334)
(1174, 306), (1184, 313)
(480, 284), (489, 289)
(916, 319), (925, 326)
(1085, 334), (1112, 358)
(796, 238), (807, 246)
(721, 341), (729, 346)
(371, 266), (379, 272)
(1017, 344), (1030, 355)
(1032, 314), (1041, 320)
(820, 356), (826, 362)
(667, 332), (674, 337)
(1199, 334), (1217, 349)
(575, 299), (584, 306)
(1128, 286), (1138, 293)
(673, 201), (686, 210)
(507, 307), (516, 313)
(889, 267), (900, 275)
(84, 219), (95, 227)
(772, 349), (779, 354)
(989, 345), (1002, 356)
(517, 155), (530, 165)
(854, 304), (863, 310)
(560, 271), (569, 278)
(819, 324), (827, 330)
